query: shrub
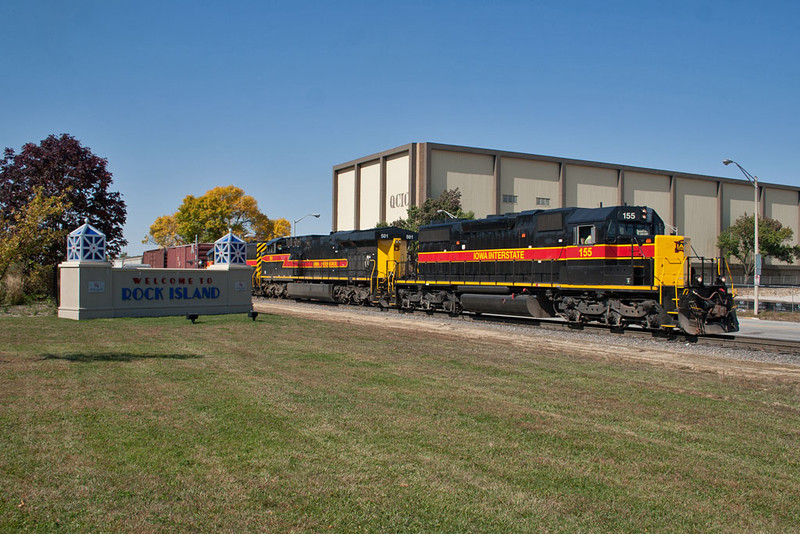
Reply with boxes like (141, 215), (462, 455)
(0, 263), (56, 305)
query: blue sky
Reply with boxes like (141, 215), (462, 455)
(1, 0), (798, 255)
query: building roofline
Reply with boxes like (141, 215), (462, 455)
(332, 143), (417, 171)
(333, 141), (798, 192)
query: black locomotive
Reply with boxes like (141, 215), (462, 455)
(252, 206), (739, 336)
(252, 227), (416, 306)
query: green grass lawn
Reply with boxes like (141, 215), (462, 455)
(1, 312), (799, 532)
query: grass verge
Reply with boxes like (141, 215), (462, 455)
(1, 312), (799, 532)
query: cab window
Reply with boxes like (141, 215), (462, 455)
(577, 225), (595, 244)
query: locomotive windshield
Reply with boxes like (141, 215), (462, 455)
(610, 221), (653, 237)
(606, 208), (665, 239)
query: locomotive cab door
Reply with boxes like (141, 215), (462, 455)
(653, 235), (689, 314)
(376, 238), (406, 279)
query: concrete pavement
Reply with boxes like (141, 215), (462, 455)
(736, 317), (800, 341)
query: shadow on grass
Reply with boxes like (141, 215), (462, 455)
(41, 352), (204, 362)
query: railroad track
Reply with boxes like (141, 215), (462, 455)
(464, 313), (800, 355)
(698, 334), (800, 355)
(254, 297), (800, 356)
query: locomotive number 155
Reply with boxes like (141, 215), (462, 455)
(619, 209), (647, 221)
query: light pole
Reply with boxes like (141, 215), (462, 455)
(437, 209), (457, 219)
(723, 159), (760, 315)
(293, 212), (320, 240)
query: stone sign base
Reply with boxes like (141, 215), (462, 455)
(58, 261), (253, 320)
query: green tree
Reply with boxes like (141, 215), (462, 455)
(144, 185), (289, 245)
(0, 134), (127, 262)
(717, 214), (800, 283)
(0, 188), (68, 303)
(386, 188), (474, 231)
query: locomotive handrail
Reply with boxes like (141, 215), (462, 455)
(616, 235), (647, 259)
(369, 259), (377, 296)
(252, 265), (260, 290)
(631, 236), (647, 258)
(387, 260), (397, 296)
(723, 258), (736, 298)
(673, 256), (691, 310)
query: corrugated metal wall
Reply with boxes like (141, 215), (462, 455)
(430, 150), (495, 218)
(500, 158), (560, 213)
(333, 142), (800, 266)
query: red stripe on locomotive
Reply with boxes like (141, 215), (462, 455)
(418, 244), (655, 263)
(258, 254), (348, 269)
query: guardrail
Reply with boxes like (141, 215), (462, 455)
(736, 298), (799, 312)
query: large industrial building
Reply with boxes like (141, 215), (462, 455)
(332, 142), (800, 281)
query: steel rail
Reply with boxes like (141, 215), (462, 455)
(253, 297), (800, 356)
(465, 313), (800, 355)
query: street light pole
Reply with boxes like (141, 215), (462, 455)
(292, 212), (321, 240)
(723, 159), (760, 315)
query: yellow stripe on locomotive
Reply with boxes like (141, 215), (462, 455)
(251, 206), (738, 336)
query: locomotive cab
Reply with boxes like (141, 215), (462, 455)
(567, 206), (666, 246)
(266, 237), (289, 254)
(607, 210), (665, 243)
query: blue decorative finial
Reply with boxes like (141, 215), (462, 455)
(67, 221), (106, 262)
(213, 231), (246, 265)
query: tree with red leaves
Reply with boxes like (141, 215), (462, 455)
(0, 134), (127, 265)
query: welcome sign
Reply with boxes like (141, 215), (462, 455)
(59, 224), (253, 320)
(59, 264), (253, 320)
(121, 275), (221, 302)
(58, 262), (253, 320)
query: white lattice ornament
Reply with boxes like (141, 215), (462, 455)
(66, 222), (106, 262)
(213, 231), (247, 265)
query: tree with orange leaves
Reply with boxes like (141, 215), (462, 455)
(144, 185), (289, 246)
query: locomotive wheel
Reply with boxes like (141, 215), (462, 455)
(604, 308), (622, 328)
(443, 298), (462, 317)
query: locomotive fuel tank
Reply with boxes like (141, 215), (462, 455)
(286, 282), (335, 302)
(460, 292), (554, 318)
